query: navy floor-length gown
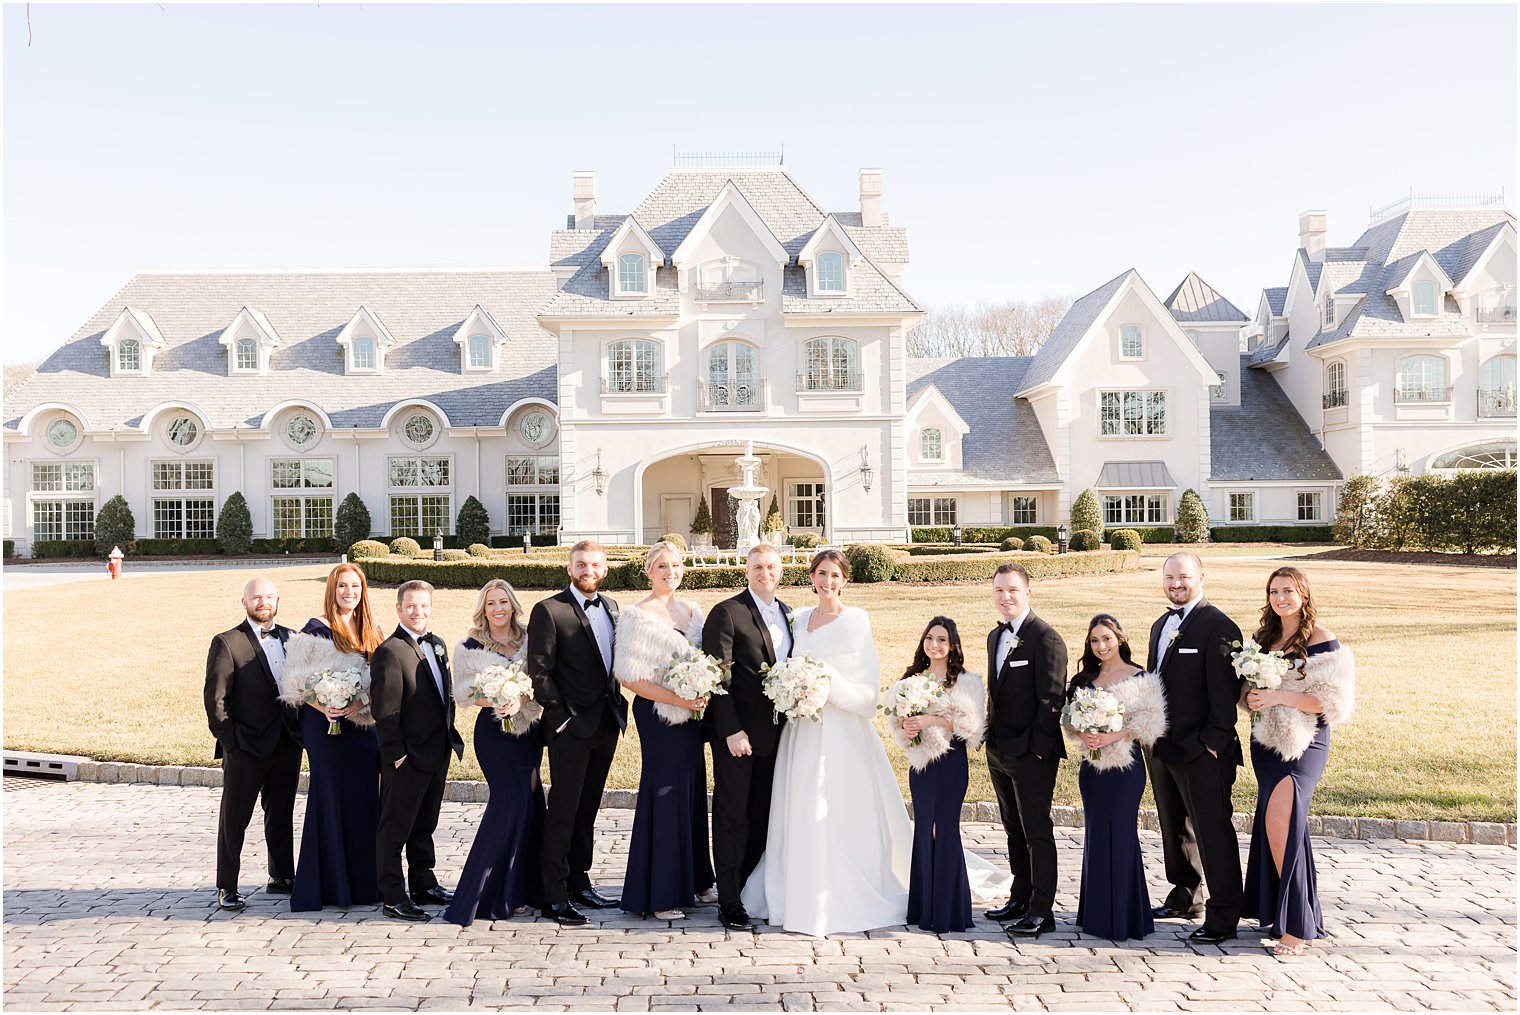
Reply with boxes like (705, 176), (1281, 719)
(906, 737), (974, 933)
(290, 618), (381, 912)
(619, 695), (715, 914)
(444, 640), (545, 927)
(1242, 639), (1337, 942)
(1075, 755), (1153, 940)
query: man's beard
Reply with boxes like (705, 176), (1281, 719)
(1165, 587), (1193, 605)
(572, 572), (603, 595)
(245, 604), (276, 624)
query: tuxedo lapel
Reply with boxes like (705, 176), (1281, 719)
(986, 627), (1000, 689)
(395, 626), (445, 704)
(742, 593), (777, 666)
(1159, 601), (1208, 672)
(240, 623), (278, 688)
(565, 589), (610, 678)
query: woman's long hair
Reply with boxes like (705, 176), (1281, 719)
(467, 579), (528, 655)
(1068, 614), (1134, 700)
(902, 615), (965, 688)
(323, 563), (384, 657)
(1253, 566), (1317, 660)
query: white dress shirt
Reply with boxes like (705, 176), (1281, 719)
(750, 589), (792, 662)
(246, 618), (286, 683)
(575, 588), (615, 673)
(1158, 594), (1204, 656)
(994, 607), (1031, 674)
(404, 627), (447, 700)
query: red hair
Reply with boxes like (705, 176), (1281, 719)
(323, 563), (384, 657)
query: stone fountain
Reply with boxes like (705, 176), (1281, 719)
(729, 441), (769, 556)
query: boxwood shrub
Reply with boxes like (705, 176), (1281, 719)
(1126, 526), (1176, 543)
(1210, 525), (1335, 543)
(845, 543), (897, 583)
(904, 544), (998, 556)
(1069, 529), (1101, 552)
(2, 539), (13, 558)
(249, 537), (336, 554)
(999, 536), (1024, 552)
(133, 538), (221, 556)
(354, 556), (810, 591)
(388, 537), (423, 558)
(30, 539), (97, 558)
(1025, 535), (1053, 554)
(466, 543), (492, 557)
(1108, 528), (1143, 551)
(349, 539), (389, 559)
(489, 533), (559, 548)
(891, 549), (1139, 583)
(911, 525), (1060, 544)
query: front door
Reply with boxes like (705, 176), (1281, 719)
(710, 486), (736, 549)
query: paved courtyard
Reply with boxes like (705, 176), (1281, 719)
(3, 780), (1514, 1012)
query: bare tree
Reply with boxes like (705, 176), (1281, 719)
(907, 296), (1072, 358)
(4, 360), (39, 395)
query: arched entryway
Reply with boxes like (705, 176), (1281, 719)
(633, 441), (832, 547)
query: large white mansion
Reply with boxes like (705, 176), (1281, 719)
(3, 166), (1514, 555)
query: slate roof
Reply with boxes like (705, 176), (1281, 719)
(1247, 329), (1290, 367)
(4, 270), (559, 432)
(1164, 272), (1248, 323)
(1211, 356), (1343, 482)
(907, 358), (1059, 485)
(1017, 270), (1133, 393)
(1298, 249), (1323, 292)
(1264, 287), (1288, 317)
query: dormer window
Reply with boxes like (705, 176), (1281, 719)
(352, 337), (376, 371)
(816, 252), (845, 293)
(920, 427), (943, 461)
(102, 307), (166, 377)
(601, 217), (663, 301)
(1325, 298), (1335, 326)
(1413, 280), (1437, 317)
(798, 214), (863, 299)
(118, 339), (141, 372)
(1120, 325), (1144, 359)
(467, 335), (491, 369)
(336, 306), (395, 375)
(618, 253), (647, 295)
(452, 305), (508, 373)
(234, 337), (258, 371)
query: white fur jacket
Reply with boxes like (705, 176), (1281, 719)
(1060, 670), (1168, 772)
(887, 671), (987, 771)
(1240, 642), (1355, 761)
(611, 602), (708, 726)
(451, 639), (541, 736)
(278, 631), (375, 728)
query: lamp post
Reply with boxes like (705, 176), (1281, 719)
(522, 531), (532, 555)
(1057, 523), (1070, 555)
(433, 530), (444, 561)
(952, 523), (963, 547)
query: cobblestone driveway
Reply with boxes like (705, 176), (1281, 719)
(4, 781), (1514, 1011)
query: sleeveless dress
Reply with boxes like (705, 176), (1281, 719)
(289, 618), (381, 912)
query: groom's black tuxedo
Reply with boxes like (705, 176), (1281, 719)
(703, 590), (791, 906)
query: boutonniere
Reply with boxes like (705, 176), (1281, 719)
(1009, 636), (1022, 653)
(1167, 632), (1180, 648)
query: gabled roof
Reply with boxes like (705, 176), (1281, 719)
(219, 306), (282, 350)
(335, 305), (398, 350)
(907, 358), (1059, 485)
(100, 306), (167, 350)
(1264, 287), (1288, 316)
(1450, 221), (1512, 285)
(1164, 272), (1248, 323)
(1211, 356), (1343, 481)
(671, 181), (790, 269)
(599, 216), (665, 269)
(451, 304), (509, 349)
(1382, 249), (1453, 292)
(904, 383), (971, 435)
(798, 214), (864, 266)
(1297, 249), (1323, 293)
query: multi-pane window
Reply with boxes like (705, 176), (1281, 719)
(1324, 298), (1335, 326)
(920, 428), (943, 460)
(787, 481), (826, 529)
(1326, 361), (1347, 402)
(351, 336), (376, 370)
(118, 339), (141, 372)
(802, 337), (860, 391)
(1211, 371), (1228, 402)
(31, 463), (96, 542)
(816, 252), (845, 292)
(618, 253), (646, 294)
(506, 494), (560, 535)
(1102, 494), (1167, 525)
(271, 459), (335, 539)
(1412, 280), (1437, 316)
(152, 460), (215, 538)
(606, 339), (660, 393)
(1397, 355), (1447, 400)
(1229, 492), (1256, 523)
(1010, 496), (1037, 525)
(907, 498), (958, 526)
(389, 455), (450, 537)
(1099, 390), (1167, 436)
(1120, 325), (1144, 358)
(1297, 491), (1323, 522)
(167, 416), (199, 447)
(467, 335), (491, 368)
(506, 456), (560, 486)
(235, 337), (258, 371)
(33, 462), (96, 493)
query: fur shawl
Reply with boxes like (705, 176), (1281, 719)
(611, 602), (707, 726)
(1061, 670), (1168, 772)
(451, 641), (541, 736)
(278, 632), (375, 728)
(1242, 643), (1355, 761)
(887, 671), (987, 771)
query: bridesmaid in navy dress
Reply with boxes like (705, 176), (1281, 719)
(1062, 615), (1168, 941)
(1242, 566), (1355, 956)
(444, 579), (546, 926)
(282, 563), (385, 912)
(613, 541), (718, 921)
(891, 617), (988, 933)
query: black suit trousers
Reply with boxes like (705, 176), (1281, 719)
(1147, 748), (1241, 931)
(376, 758), (447, 905)
(987, 747), (1059, 918)
(541, 711), (619, 906)
(216, 736), (302, 891)
(709, 744), (778, 906)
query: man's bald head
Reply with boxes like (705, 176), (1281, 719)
(1162, 552), (1204, 606)
(242, 577), (279, 625)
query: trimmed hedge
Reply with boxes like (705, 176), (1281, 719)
(659, 532), (689, 550)
(1209, 525), (1335, 543)
(466, 543), (492, 558)
(999, 536), (1025, 552)
(250, 537), (336, 554)
(905, 544), (999, 556)
(845, 543), (897, 583)
(788, 533), (823, 549)
(891, 549), (1140, 583)
(911, 525), (1061, 544)
(439, 548), (470, 561)
(31, 539), (97, 559)
(134, 538), (221, 556)
(1108, 528), (1142, 552)
(1025, 535), (1053, 554)
(349, 539), (389, 559)
(1127, 526), (1177, 543)
(3, 539), (13, 558)
(1068, 529), (1101, 552)
(489, 533), (559, 548)
(1334, 470), (1516, 553)
(389, 537), (423, 558)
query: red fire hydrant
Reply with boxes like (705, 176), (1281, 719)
(107, 545), (124, 579)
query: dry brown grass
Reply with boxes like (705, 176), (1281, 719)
(4, 553), (1513, 820)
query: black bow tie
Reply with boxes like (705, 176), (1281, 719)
(259, 627), (278, 640)
(583, 597), (603, 610)
(998, 620), (1017, 634)
(1166, 607), (1185, 619)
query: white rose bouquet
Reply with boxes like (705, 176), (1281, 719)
(759, 655), (835, 723)
(464, 661), (535, 734)
(292, 666), (368, 735)
(661, 649), (731, 720)
(880, 674), (945, 746)
(1063, 685), (1126, 761)
(1230, 639), (1294, 725)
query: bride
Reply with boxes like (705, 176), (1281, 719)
(741, 548), (912, 936)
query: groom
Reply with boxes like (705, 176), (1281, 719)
(703, 543), (792, 931)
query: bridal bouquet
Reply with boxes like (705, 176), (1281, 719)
(661, 649), (730, 720)
(290, 666), (368, 735)
(759, 655), (835, 723)
(463, 660), (535, 734)
(1063, 685), (1125, 761)
(1230, 639), (1294, 725)
(880, 674), (945, 746)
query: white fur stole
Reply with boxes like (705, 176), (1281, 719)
(1061, 671), (1168, 772)
(278, 632), (375, 728)
(888, 672), (987, 771)
(1242, 644), (1355, 761)
(451, 641), (540, 735)
(611, 602), (708, 725)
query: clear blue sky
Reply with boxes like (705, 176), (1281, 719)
(4, 3), (1515, 363)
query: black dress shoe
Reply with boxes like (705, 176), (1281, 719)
(264, 877), (295, 896)
(544, 902), (589, 926)
(410, 885), (454, 906)
(1188, 926), (1237, 944)
(383, 900), (432, 921)
(1152, 903), (1205, 919)
(1006, 914), (1056, 938)
(718, 904), (754, 930)
(568, 888), (618, 909)
(216, 889), (246, 912)
(983, 899), (1030, 922)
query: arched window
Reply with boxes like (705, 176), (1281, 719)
(618, 253), (646, 294)
(1481, 355), (1517, 417)
(234, 336), (258, 371)
(606, 339), (660, 393)
(118, 338), (141, 372)
(803, 337), (860, 391)
(467, 335), (491, 369)
(1431, 442), (1517, 471)
(351, 336), (376, 371)
(920, 427), (943, 461)
(1324, 361), (1347, 408)
(816, 251), (845, 293)
(1120, 325), (1144, 358)
(1396, 355), (1447, 402)
(1412, 280), (1438, 316)
(704, 340), (759, 410)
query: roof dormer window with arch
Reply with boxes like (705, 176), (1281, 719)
(452, 305), (508, 373)
(600, 217), (663, 300)
(1412, 280), (1438, 317)
(336, 306), (396, 375)
(618, 253), (646, 295)
(816, 252), (845, 293)
(920, 427), (943, 462)
(1119, 324), (1145, 359)
(219, 307), (282, 376)
(100, 307), (166, 377)
(1386, 251), (1453, 323)
(798, 215), (863, 299)
(118, 339), (141, 373)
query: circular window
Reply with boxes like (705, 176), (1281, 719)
(167, 416), (199, 447)
(403, 412), (435, 447)
(286, 413), (318, 448)
(520, 410), (554, 447)
(46, 418), (80, 450)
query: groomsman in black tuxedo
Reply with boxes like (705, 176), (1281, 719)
(204, 577), (303, 912)
(528, 539), (625, 926)
(1145, 551), (1245, 943)
(371, 579), (465, 922)
(703, 543), (792, 931)
(983, 562), (1067, 938)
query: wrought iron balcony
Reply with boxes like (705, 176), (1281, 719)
(1394, 386), (1452, 404)
(1479, 387), (1517, 418)
(796, 372), (864, 393)
(1322, 389), (1349, 409)
(692, 280), (763, 302)
(1476, 305), (1516, 324)
(698, 378), (766, 412)
(600, 375), (667, 395)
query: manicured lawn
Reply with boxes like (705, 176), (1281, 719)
(4, 553), (1513, 821)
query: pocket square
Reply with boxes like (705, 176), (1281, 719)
(1178, 647), (1199, 654)
(1007, 659), (1030, 668)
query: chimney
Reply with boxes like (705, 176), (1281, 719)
(859, 168), (883, 227)
(1298, 210), (1327, 263)
(573, 172), (596, 231)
